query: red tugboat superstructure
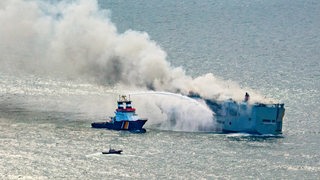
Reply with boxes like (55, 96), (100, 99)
(91, 95), (147, 133)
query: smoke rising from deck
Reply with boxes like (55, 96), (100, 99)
(0, 0), (268, 102)
(0, 0), (270, 131)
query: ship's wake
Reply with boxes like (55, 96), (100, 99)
(226, 133), (284, 140)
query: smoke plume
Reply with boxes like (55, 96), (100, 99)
(0, 0), (270, 131)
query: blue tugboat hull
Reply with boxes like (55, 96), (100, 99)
(91, 120), (147, 133)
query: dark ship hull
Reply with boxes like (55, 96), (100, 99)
(102, 149), (122, 154)
(91, 119), (147, 133)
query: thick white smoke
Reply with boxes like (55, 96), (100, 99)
(0, 0), (271, 131)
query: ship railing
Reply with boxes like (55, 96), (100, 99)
(254, 103), (284, 108)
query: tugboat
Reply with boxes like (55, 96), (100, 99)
(91, 95), (147, 133)
(190, 92), (285, 135)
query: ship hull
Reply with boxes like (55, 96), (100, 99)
(216, 103), (285, 135)
(91, 119), (147, 133)
(201, 97), (285, 135)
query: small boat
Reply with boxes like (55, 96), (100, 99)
(91, 95), (148, 133)
(102, 148), (123, 154)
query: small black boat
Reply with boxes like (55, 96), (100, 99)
(102, 148), (123, 154)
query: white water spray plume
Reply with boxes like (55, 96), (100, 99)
(0, 0), (271, 131)
(129, 91), (216, 131)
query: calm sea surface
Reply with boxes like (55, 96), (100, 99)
(1, 0), (320, 179)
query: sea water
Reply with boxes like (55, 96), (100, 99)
(0, 0), (319, 179)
